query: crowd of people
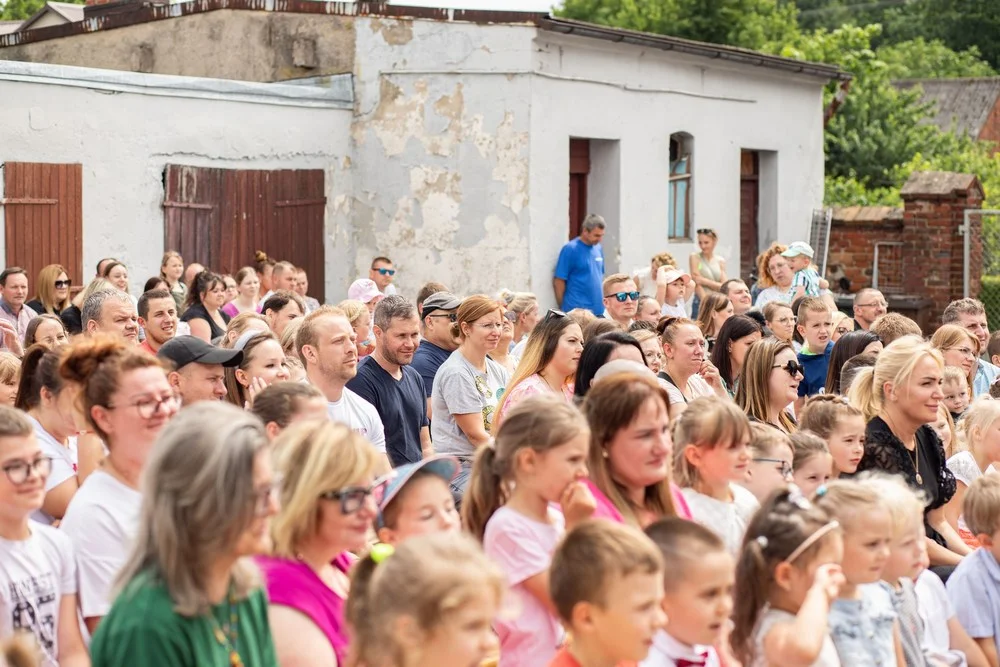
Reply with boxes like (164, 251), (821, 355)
(2, 221), (1000, 667)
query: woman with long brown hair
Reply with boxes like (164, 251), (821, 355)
(735, 337), (801, 434)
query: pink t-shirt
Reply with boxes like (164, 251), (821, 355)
(497, 374), (574, 423)
(484, 506), (566, 667)
(583, 479), (693, 523)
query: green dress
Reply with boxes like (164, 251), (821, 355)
(91, 569), (278, 667)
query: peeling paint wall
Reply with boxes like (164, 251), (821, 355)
(0, 11), (356, 82)
(346, 17), (535, 298)
(0, 76), (352, 297)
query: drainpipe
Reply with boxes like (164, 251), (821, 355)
(824, 79), (852, 127)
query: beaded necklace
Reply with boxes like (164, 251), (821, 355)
(207, 591), (243, 667)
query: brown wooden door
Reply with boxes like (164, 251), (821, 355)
(739, 151), (760, 282)
(1, 162), (83, 288)
(164, 165), (327, 301)
(569, 139), (590, 240)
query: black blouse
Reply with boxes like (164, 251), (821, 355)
(180, 303), (230, 340)
(855, 416), (956, 545)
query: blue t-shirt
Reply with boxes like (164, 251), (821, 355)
(411, 340), (452, 399)
(797, 340), (834, 397)
(948, 547), (1000, 656)
(554, 237), (605, 314)
(347, 356), (428, 467)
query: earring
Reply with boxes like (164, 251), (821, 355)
(602, 448), (609, 459)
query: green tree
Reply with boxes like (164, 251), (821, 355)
(0, 0), (82, 21)
(877, 38), (996, 80)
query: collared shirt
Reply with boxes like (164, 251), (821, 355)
(947, 548), (1000, 657)
(974, 359), (1000, 398)
(640, 630), (720, 667)
(138, 339), (158, 356)
(0, 298), (37, 349)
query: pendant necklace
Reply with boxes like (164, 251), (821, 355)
(208, 591), (243, 667)
(908, 444), (922, 486)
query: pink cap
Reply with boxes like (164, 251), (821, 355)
(348, 279), (383, 303)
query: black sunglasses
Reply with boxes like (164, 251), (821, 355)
(426, 312), (457, 323)
(542, 309), (567, 324)
(772, 360), (805, 377)
(604, 291), (640, 303)
(54, 280), (71, 289)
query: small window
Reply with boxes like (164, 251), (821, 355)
(669, 133), (693, 239)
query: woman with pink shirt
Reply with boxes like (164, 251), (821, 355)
(581, 373), (692, 525)
(494, 310), (583, 427)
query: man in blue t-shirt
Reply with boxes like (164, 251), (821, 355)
(348, 295), (430, 467)
(553, 214), (606, 315)
(411, 291), (461, 420)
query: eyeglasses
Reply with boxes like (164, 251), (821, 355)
(2, 455), (52, 485)
(772, 360), (805, 378)
(476, 322), (504, 332)
(107, 393), (181, 419)
(319, 476), (391, 514)
(53, 280), (71, 289)
(427, 312), (457, 323)
(775, 316), (797, 325)
(857, 301), (888, 309)
(754, 457), (792, 479)
(375, 268), (396, 276)
(605, 291), (640, 302)
(542, 309), (567, 324)
(253, 478), (282, 518)
(945, 347), (977, 359)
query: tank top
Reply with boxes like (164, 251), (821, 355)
(695, 254), (724, 297)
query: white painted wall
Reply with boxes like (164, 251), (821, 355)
(0, 63), (352, 299)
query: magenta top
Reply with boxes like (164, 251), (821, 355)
(222, 301), (262, 319)
(256, 553), (354, 662)
(583, 478), (692, 523)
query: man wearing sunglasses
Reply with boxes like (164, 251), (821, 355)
(369, 256), (398, 296)
(411, 291), (462, 421)
(601, 273), (639, 329)
(553, 213), (606, 315)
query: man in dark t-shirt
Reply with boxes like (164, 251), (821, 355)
(348, 296), (430, 466)
(410, 291), (461, 420)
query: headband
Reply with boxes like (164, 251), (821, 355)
(785, 520), (840, 565)
(234, 330), (263, 353)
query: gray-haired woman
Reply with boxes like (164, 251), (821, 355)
(90, 402), (280, 667)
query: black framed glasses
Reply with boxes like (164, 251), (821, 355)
(375, 268), (396, 276)
(427, 312), (457, 323)
(319, 475), (391, 514)
(2, 455), (52, 485)
(754, 457), (792, 479)
(696, 228), (714, 235)
(542, 309), (567, 324)
(54, 280), (71, 289)
(772, 360), (805, 378)
(107, 393), (181, 419)
(604, 291), (640, 303)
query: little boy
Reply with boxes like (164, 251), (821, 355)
(376, 455), (460, 545)
(796, 297), (834, 399)
(947, 475), (1000, 667)
(782, 242), (823, 300)
(641, 517), (734, 667)
(549, 521), (666, 667)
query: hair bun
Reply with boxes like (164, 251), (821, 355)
(59, 335), (128, 384)
(254, 250), (269, 263)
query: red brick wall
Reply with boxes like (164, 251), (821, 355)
(979, 96), (1000, 153)
(827, 213), (903, 291)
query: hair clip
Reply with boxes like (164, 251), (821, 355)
(370, 543), (395, 564)
(814, 485), (828, 498)
(755, 535), (769, 550)
(787, 484), (813, 510)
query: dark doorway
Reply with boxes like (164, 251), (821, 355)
(569, 138), (590, 240)
(740, 151), (760, 282)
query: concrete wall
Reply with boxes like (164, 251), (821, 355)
(0, 64), (352, 298)
(0, 11), (356, 82)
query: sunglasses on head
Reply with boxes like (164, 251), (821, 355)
(375, 268), (396, 276)
(54, 280), (71, 289)
(605, 291), (640, 303)
(542, 309), (567, 324)
(772, 360), (805, 377)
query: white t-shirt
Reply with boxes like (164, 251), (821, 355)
(383, 284), (398, 296)
(915, 569), (966, 667)
(60, 470), (141, 620)
(327, 388), (387, 453)
(946, 451), (996, 534)
(28, 416), (78, 526)
(681, 483), (759, 555)
(0, 522), (76, 667)
(661, 373), (715, 406)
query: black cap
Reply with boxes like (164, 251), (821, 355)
(157, 336), (243, 370)
(420, 291), (461, 319)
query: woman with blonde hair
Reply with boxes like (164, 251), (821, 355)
(688, 228), (727, 318)
(221, 312), (269, 349)
(430, 295), (510, 501)
(258, 419), (384, 667)
(224, 332), (290, 408)
(27, 264), (72, 315)
(497, 290), (539, 358)
(735, 337), (801, 434)
(90, 403), (279, 666)
(495, 310), (584, 425)
(850, 335), (969, 568)
(279, 318), (307, 383)
(931, 323), (980, 397)
(159, 251), (186, 314)
(753, 243), (794, 309)
(338, 299), (374, 358)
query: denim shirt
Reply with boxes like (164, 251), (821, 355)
(974, 359), (1000, 398)
(829, 582), (897, 667)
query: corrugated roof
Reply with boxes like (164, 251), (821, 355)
(0, 0), (849, 82)
(831, 205), (903, 224)
(895, 77), (1000, 139)
(0, 21), (21, 35)
(18, 1), (86, 31)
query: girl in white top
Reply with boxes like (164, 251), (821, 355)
(657, 268), (691, 318)
(730, 487), (845, 667)
(674, 397), (759, 554)
(0, 406), (88, 667)
(944, 397), (1000, 547)
(58, 335), (179, 637)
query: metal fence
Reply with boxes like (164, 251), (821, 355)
(972, 211), (1000, 331)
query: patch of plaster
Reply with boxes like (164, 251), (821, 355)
(369, 18), (414, 46)
(490, 112), (529, 214)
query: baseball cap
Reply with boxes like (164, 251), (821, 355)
(781, 242), (815, 259)
(377, 455), (460, 528)
(659, 268), (692, 285)
(157, 336), (243, 370)
(420, 291), (462, 319)
(348, 279), (383, 304)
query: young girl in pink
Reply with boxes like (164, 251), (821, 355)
(463, 394), (596, 667)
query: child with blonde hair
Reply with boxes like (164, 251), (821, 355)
(346, 532), (505, 667)
(462, 395), (595, 666)
(790, 431), (833, 498)
(815, 481), (905, 667)
(673, 396), (758, 554)
(798, 395), (866, 478)
(943, 366), (972, 423)
(730, 487), (845, 667)
(945, 397), (1000, 548)
(742, 422), (794, 503)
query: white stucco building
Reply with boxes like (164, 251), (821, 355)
(0, 3), (848, 303)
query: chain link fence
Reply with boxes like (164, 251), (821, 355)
(979, 213), (1000, 331)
